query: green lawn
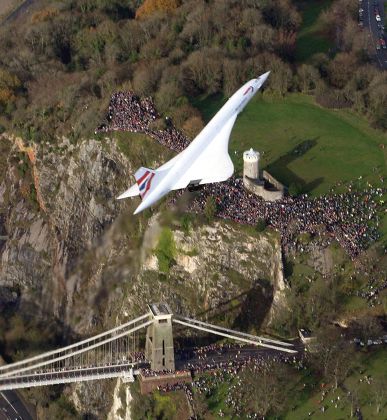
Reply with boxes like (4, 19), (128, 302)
(295, 0), (334, 62)
(285, 349), (387, 420)
(195, 93), (387, 197)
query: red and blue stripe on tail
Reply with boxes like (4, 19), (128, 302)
(134, 167), (156, 199)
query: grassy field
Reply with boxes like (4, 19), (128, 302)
(295, 0), (334, 62)
(285, 349), (387, 419)
(195, 93), (387, 197)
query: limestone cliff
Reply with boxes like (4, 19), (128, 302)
(0, 133), (286, 417)
(138, 219), (285, 328)
(0, 134), (134, 320)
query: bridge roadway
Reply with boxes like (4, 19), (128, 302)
(176, 341), (304, 371)
(0, 309), (298, 397)
(0, 362), (147, 391)
(0, 341), (304, 391)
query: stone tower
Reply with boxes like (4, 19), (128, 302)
(145, 303), (175, 371)
(243, 148), (260, 181)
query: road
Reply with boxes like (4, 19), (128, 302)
(0, 391), (33, 420)
(362, 0), (387, 69)
(0, 363), (142, 390)
(175, 342), (304, 371)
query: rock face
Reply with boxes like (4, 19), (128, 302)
(0, 133), (286, 417)
(0, 134), (133, 320)
(107, 380), (132, 420)
(138, 221), (285, 329)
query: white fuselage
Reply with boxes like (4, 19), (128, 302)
(133, 72), (270, 214)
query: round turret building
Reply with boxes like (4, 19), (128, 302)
(242, 147), (285, 201)
(243, 148), (260, 180)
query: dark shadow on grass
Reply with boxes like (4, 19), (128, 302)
(191, 93), (226, 123)
(266, 138), (324, 194)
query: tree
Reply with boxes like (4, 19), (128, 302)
(235, 362), (289, 417)
(306, 278), (338, 329)
(311, 326), (354, 388)
(136, 0), (181, 20)
(204, 196), (217, 223)
(255, 218), (266, 232)
(327, 53), (357, 89)
(0, 68), (21, 109)
(155, 80), (183, 114)
(262, 0), (301, 32)
(180, 214), (192, 235)
(132, 64), (161, 96)
(353, 315), (383, 346)
(367, 73), (387, 130)
(265, 56), (292, 96)
(169, 104), (198, 130)
(182, 115), (204, 139)
(297, 64), (320, 93)
(223, 59), (243, 96)
(181, 49), (222, 95)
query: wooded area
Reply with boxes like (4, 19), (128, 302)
(0, 0), (385, 145)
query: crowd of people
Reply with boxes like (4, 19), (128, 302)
(177, 180), (384, 259)
(140, 368), (188, 377)
(96, 91), (190, 152)
(96, 92), (385, 260)
(154, 342), (305, 418)
(353, 275), (387, 306)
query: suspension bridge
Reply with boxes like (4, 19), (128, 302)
(0, 303), (297, 391)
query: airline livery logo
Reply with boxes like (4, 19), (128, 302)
(243, 86), (254, 96)
(137, 170), (155, 198)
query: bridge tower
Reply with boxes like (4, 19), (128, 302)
(145, 303), (175, 371)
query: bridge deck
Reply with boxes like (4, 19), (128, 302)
(0, 364), (136, 390)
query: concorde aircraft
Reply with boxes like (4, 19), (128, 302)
(117, 71), (270, 214)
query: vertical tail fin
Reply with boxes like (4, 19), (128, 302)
(134, 167), (156, 199)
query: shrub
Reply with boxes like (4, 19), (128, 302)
(255, 218), (266, 232)
(204, 196), (217, 223)
(180, 214), (192, 235)
(155, 227), (176, 273)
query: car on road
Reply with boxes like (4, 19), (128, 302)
(376, 42), (381, 50)
(380, 38), (386, 49)
(376, 14), (381, 22)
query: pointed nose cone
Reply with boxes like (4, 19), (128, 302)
(260, 71), (270, 83)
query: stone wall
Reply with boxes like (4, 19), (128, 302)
(243, 176), (284, 201)
(262, 170), (285, 192)
(139, 372), (192, 394)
